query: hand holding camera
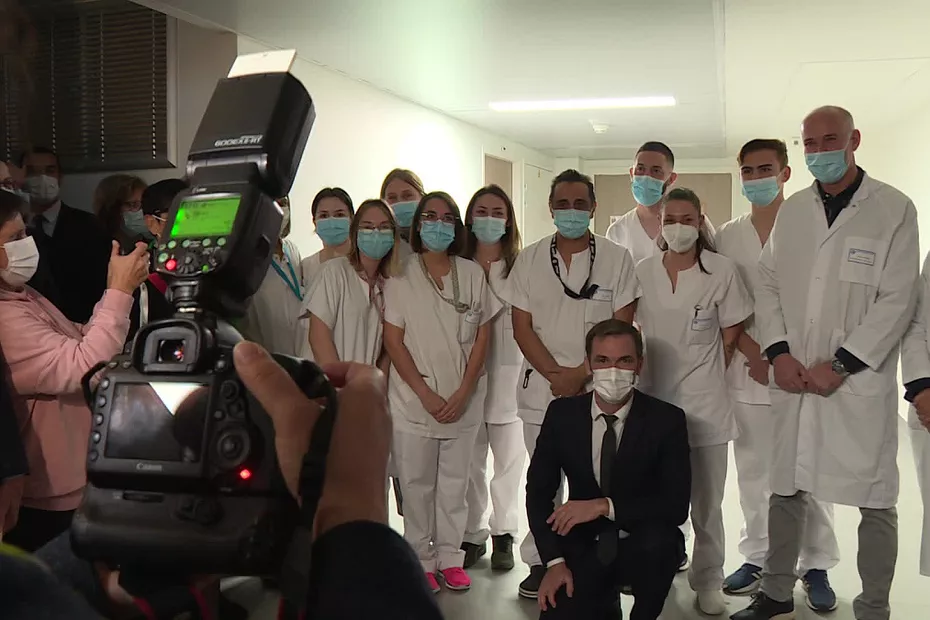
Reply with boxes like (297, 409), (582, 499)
(106, 241), (149, 295)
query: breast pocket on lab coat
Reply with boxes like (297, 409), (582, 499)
(584, 293), (614, 333)
(459, 305), (481, 344)
(688, 306), (719, 345)
(839, 237), (887, 288)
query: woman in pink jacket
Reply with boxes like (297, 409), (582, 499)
(0, 188), (150, 552)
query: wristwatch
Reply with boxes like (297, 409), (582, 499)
(831, 358), (851, 378)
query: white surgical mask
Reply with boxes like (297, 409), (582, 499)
(662, 223), (699, 253)
(23, 175), (60, 206)
(592, 367), (636, 404)
(0, 236), (40, 288)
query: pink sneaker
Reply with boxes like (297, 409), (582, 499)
(440, 567), (471, 591)
(425, 572), (440, 594)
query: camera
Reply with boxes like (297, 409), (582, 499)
(71, 61), (335, 578)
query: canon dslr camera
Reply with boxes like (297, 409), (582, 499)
(71, 63), (335, 578)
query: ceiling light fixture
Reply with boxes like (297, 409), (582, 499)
(489, 96), (676, 112)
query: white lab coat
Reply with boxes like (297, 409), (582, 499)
(900, 250), (930, 575)
(301, 256), (384, 366)
(484, 260), (523, 424)
(635, 250), (753, 447)
(499, 234), (640, 424)
(384, 254), (501, 438)
(756, 175), (919, 509)
(240, 239), (306, 358)
(606, 208), (717, 265)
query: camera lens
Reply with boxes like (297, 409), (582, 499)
(214, 427), (251, 470)
(157, 339), (186, 363)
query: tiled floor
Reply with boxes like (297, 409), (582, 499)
(240, 417), (929, 619)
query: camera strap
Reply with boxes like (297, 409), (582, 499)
(272, 244), (302, 300)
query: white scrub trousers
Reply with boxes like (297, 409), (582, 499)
(464, 420), (525, 544)
(519, 418), (564, 567)
(394, 427), (479, 573)
(689, 444), (728, 593)
(732, 402), (840, 572)
(913, 424), (930, 577)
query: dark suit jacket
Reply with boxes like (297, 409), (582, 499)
(526, 389), (691, 566)
(28, 203), (111, 324)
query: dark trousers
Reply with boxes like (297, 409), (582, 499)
(3, 507), (75, 553)
(541, 524), (682, 620)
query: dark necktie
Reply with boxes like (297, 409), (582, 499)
(597, 413), (619, 565)
(30, 214), (48, 243)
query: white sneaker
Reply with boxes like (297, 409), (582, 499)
(697, 590), (727, 615)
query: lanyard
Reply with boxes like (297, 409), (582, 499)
(419, 256), (469, 314)
(271, 245), (302, 300)
(549, 234), (599, 300)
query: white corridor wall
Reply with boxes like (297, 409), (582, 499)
(236, 38), (554, 257)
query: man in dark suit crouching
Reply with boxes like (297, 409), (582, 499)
(527, 319), (691, 620)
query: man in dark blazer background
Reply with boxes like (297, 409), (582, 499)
(527, 319), (691, 620)
(21, 147), (110, 323)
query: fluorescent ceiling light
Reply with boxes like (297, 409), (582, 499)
(489, 96), (676, 112)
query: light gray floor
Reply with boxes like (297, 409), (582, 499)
(240, 417), (929, 619)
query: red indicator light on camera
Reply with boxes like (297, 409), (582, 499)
(165, 258), (177, 271)
(239, 468), (252, 481)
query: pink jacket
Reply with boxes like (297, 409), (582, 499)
(0, 287), (131, 511)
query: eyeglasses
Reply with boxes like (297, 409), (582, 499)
(0, 178), (14, 190)
(421, 211), (457, 225)
(123, 201), (143, 212)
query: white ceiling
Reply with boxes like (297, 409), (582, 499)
(135, 0), (930, 161)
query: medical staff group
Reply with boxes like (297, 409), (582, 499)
(240, 104), (930, 620)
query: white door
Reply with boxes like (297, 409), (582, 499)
(522, 163), (554, 246)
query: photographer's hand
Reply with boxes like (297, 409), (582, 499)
(233, 342), (390, 537)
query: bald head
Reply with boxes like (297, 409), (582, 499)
(801, 104), (860, 162)
(805, 106), (855, 134)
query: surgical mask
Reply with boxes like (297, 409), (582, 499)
(357, 229), (394, 260)
(420, 220), (456, 252)
(279, 203), (291, 236)
(805, 149), (849, 184)
(631, 175), (665, 207)
(316, 217), (350, 246)
(391, 201), (418, 229)
(471, 216), (506, 244)
(662, 223), (699, 253)
(741, 177), (781, 207)
(553, 209), (590, 240)
(0, 236), (40, 287)
(23, 175), (59, 205)
(123, 210), (150, 236)
(592, 367), (636, 404)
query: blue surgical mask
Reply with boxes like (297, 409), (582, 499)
(741, 177), (781, 207)
(420, 220), (456, 252)
(631, 175), (665, 207)
(553, 209), (591, 240)
(805, 149), (849, 184)
(357, 229), (395, 260)
(391, 201), (418, 228)
(471, 216), (506, 244)
(123, 210), (150, 236)
(316, 217), (350, 246)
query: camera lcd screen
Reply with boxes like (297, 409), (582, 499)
(105, 383), (209, 463)
(169, 195), (241, 238)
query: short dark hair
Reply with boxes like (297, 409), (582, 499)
(737, 139), (789, 170)
(636, 141), (675, 168)
(311, 187), (354, 219)
(142, 178), (188, 216)
(548, 169), (595, 205)
(18, 146), (61, 173)
(0, 187), (27, 228)
(409, 191), (467, 256)
(585, 319), (643, 360)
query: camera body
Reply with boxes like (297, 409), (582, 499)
(71, 64), (330, 576)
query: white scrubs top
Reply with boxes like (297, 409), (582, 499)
(716, 213), (770, 406)
(302, 256), (384, 366)
(300, 252), (323, 289)
(240, 239), (306, 358)
(500, 234), (640, 425)
(385, 254), (501, 439)
(484, 260), (524, 425)
(635, 250), (753, 447)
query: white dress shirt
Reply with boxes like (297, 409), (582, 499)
(547, 392), (633, 568)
